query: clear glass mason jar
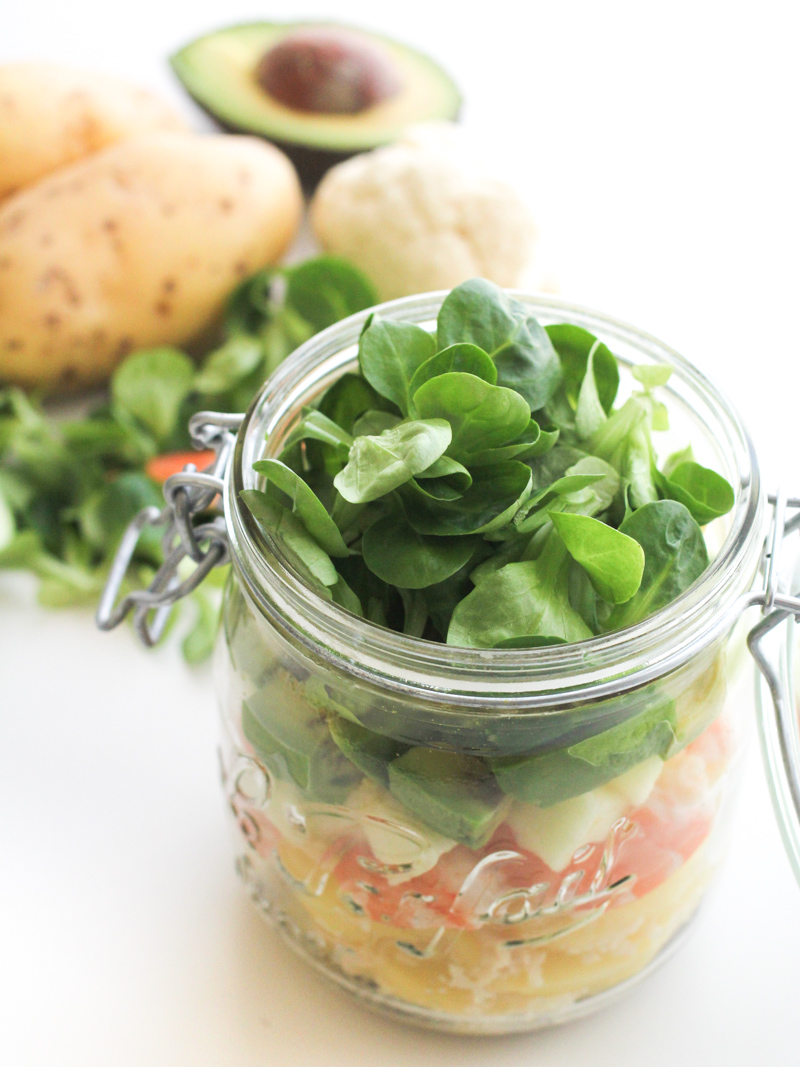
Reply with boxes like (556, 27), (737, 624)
(211, 293), (765, 1034)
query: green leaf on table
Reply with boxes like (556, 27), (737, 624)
(334, 419), (452, 503)
(194, 335), (263, 395)
(362, 515), (479, 589)
(549, 511), (644, 604)
(409, 343), (498, 398)
(284, 256), (377, 332)
(437, 279), (562, 410)
(77, 471), (163, 557)
(224, 268), (274, 336)
(0, 481), (15, 551)
(111, 347), (195, 445)
(605, 500), (709, 630)
(413, 372), (531, 461)
(656, 461), (734, 525)
(358, 318), (436, 415)
(182, 588), (220, 665)
(240, 488), (337, 587)
(252, 458), (351, 558)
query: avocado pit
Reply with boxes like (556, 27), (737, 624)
(255, 28), (402, 115)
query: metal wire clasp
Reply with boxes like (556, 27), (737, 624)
(744, 492), (800, 881)
(95, 411), (243, 646)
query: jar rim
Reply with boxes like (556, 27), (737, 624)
(225, 290), (764, 709)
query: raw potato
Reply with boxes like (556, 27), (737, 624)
(0, 63), (187, 200)
(310, 124), (537, 300)
(0, 133), (303, 390)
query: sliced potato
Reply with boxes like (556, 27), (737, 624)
(0, 132), (302, 390)
(0, 63), (187, 200)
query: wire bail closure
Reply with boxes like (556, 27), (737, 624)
(95, 411), (243, 646)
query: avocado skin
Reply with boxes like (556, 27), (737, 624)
(170, 21), (461, 190)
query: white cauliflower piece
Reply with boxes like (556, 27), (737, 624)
(310, 122), (537, 300)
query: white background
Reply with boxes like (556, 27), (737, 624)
(2, 2), (800, 1064)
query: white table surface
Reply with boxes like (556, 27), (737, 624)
(2, 2), (800, 1064)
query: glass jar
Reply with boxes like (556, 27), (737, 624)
(212, 293), (765, 1034)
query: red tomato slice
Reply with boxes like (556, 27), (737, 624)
(145, 450), (216, 483)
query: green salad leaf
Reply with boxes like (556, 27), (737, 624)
(111, 347), (195, 445)
(606, 500), (710, 629)
(656, 460), (735, 525)
(437, 279), (562, 410)
(243, 277), (733, 654)
(491, 696), (677, 806)
(359, 319), (436, 415)
(334, 419), (452, 503)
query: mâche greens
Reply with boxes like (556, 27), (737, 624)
(244, 278), (733, 649)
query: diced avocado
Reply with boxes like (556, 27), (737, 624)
(246, 672), (328, 756)
(388, 748), (509, 849)
(328, 715), (409, 787)
(170, 22), (461, 186)
(492, 699), (677, 807)
(242, 702), (312, 788)
(243, 675), (362, 803)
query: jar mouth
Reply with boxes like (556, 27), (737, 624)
(225, 291), (764, 708)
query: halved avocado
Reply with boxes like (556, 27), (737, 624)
(170, 21), (462, 186)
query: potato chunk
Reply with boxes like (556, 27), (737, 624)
(0, 63), (187, 200)
(0, 133), (302, 390)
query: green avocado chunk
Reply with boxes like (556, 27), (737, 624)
(243, 681), (362, 803)
(491, 698), (677, 807)
(328, 716), (409, 787)
(171, 22), (461, 186)
(388, 748), (508, 849)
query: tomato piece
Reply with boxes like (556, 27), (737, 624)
(145, 450), (216, 483)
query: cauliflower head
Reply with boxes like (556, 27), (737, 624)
(310, 124), (537, 300)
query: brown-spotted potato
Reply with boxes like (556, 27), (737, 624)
(0, 133), (303, 390)
(0, 63), (188, 200)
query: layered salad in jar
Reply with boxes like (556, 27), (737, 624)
(217, 280), (747, 1031)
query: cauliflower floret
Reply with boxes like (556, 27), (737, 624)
(310, 122), (537, 300)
